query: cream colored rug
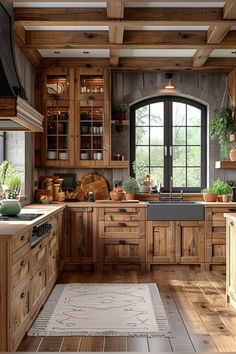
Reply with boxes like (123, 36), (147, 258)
(28, 283), (170, 337)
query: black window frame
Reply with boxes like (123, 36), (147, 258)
(130, 95), (207, 193)
(0, 131), (5, 163)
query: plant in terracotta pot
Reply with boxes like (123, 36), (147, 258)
(201, 185), (218, 202)
(209, 106), (236, 160)
(212, 179), (232, 202)
(122, 177), (139, 200)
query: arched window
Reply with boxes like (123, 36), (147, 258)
(130, 96), (207, 192)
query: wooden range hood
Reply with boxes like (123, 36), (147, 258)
(0, 96), (43, 132)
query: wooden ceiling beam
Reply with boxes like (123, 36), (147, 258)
(207, 25), (231, 44)
(21, 29), (236, 49)
(40, 56), (236, 71)
(109, 24), (124, 44)
(14, 7), (236, 26)
(110, 49), (120, 67)
(14, 24), (42, 67)
(107, 2), (124, 19)
(192, 48), (213, 67)
(224, 0), (236, 19)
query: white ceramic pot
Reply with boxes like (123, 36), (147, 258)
(47, 151), (57, 159)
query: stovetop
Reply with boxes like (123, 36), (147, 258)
(0, 213), (43, 221)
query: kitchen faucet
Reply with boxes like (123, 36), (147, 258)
(157, 177), (183, 201)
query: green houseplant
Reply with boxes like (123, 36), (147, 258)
(209, 107), (236, 160)
(212, 179), (232, 202)
(0, 160), (22, 199)
(201, 185), (218, 202)
(112, 103), (129, 121)
(122, 177), (139, 200)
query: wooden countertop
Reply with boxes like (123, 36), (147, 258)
(0, 204), (65, 237)
(224, 213), (236, 221)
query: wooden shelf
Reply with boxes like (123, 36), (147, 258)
(215, 161), (236, 169)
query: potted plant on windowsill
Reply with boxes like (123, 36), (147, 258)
(122, 177), (139, 200)
(209, 106), (236, 160)
(0, 160), (22, 215)
(212, 179), (232, 202)
(201, 186), (218, 202)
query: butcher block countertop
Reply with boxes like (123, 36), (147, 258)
(1, 200), (236, 237)
(0, 204), (65, 237)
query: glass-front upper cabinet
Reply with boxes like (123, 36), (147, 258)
(75, 69), (110, 167)
(41, 69), (75, 167)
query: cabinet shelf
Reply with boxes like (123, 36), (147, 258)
(215, 161), (236, 169)
(111, 120), (129, 126)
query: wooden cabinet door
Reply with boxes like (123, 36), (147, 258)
(205, 207), (233, 264)
(11, 285), (30, 337)
(226, 219), (236, 305)
(66, 207), (95, 264)
(147, 221), (175, 264)
(30, 265), (47, 315)
(176, 221), (205, 264)
(47, 235), (58, 287)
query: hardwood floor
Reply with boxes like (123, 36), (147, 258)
(18, 269), (236, 352)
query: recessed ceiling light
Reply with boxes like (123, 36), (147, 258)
(54, 50), (61, 54)
(83, 51), (90, 54)
(231, 51), (236, 54)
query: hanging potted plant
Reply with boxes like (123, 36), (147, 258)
(209, 107), (236, 160)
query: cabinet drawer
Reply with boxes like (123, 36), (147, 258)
(31, 240), (47, 277)
(99, 207), (146, 221)
(103, 238), (145, 263)
(12, 251), (30, 296)
(100, 220), (146, 239)
(30, 265), (47, 315)
(12, 232), (30, 264)
(11, 284), (30, 336)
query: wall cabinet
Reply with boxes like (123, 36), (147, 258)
(226, 217), (236, 308)
(65, 207), (96, 269)
(38, 67), (130, 168)
(147, 220), (205, 270)
(98, 206), (146, 270)
(205, 207), (236, 269)
(40, 68), (75, 167)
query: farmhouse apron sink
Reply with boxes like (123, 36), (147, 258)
(147, 201), (204, 221)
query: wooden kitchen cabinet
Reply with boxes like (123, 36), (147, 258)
(226, 217), (236, 308)
(74, 68), (110, 167)
(175, 221), (205, 264)
(0, 208), (64, 352)
(98, 206), (146, 270)
(65, 207), (96, 269)
(147, 220), (205, 269)
(38, 68), (75, 167)
(147, 221), (176, 266)
(205, 207), (236, 269)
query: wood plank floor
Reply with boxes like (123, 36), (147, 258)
(18, 270), (236, 352)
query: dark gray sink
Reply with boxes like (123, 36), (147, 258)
(147, 201), (204, 221)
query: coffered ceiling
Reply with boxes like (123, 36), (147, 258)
(12, 0), (236, 71)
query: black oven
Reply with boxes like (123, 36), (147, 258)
(31, 218), (52, 247)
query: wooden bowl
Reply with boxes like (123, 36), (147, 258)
(110, 191), (125, 201)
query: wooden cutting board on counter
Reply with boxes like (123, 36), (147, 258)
(80, 173), (110, 200)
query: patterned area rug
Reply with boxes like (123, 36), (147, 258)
(28, 283), (170, 337)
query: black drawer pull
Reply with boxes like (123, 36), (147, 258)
(39, 244), (42, 249)
(230, 221), (234, 226)
(119, 240), (127, 245)
(20, 235), (25, 241)
(39, 271), (42, 276)
(118, 208), (126, 213)
(20, 292), (25, 299)
(21, 260), (27, 267)
(228, 208), (236, 212)
(118, 222), (127, 227)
